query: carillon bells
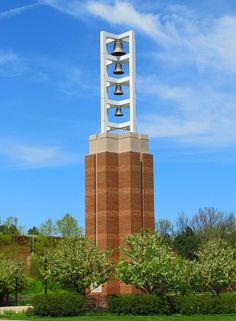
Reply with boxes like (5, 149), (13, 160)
(111, 40), (126, 56)
(115, 107), (123, 117)
(114, 84), (124, 95)
(113, 63), (124, 75)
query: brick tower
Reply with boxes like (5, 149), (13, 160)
(85, 31), (154, 295)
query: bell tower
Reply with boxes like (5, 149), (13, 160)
(85, 31), (154, 295)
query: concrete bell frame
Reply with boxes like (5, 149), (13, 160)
(100, 30), (136, 133)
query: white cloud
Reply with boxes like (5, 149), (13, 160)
(138, 78), (236, 146)
(0, 3), (39, 20)
(86, 1), (236, 74)
(0, 141), (81, 168)
(87, 1), (171, 43)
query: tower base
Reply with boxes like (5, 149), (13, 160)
(85, 133), (154, 295)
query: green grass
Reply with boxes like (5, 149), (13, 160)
(1, 313), (236, 321)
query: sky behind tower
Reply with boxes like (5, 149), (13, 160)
(0, 0), (235, 230)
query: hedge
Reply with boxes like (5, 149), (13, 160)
(108, 294), (174, 315)
(175, 294), (236, 315)
(108, 294), (236, 315)
(32, 294), (85, 316)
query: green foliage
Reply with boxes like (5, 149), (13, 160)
(27, 226), (39, 235)
(175, 294), (236, 314)
(173, 227), (200, 260)
(41, 237), (113, 295)
(32, 294), (85, 316)
(20, 277), (72, 296)
(0, 216), (23, 235)
(108, 294), (236, 315)
(56, 213), (83, 237)
(30, 254), (40, 278)
(117, 231), (188, 295)
(20, 277), (44, 295)
(155, 219), (173, 243)
(189, 240), (236, 295)
(39, 219), (55, 236)
(108, 294), (174, 315)
(0, 255), (26, 305)
(190, 208), (236, 243)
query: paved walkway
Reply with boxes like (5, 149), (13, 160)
(0, 305), (32, 314)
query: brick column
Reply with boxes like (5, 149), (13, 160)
(85, 133), (154, 295)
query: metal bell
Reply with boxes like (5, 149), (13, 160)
(113, 63), (124, 75)
(114, 84), (124, 95)
(111, 40), (126, 56)
(115, 107), (123, 117)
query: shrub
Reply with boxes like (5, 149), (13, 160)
(32, 294), (85, 316)
(30, 254), (40, 278)
(108, 294), (174, 315)
(175, 294), (236, 315)
(108, 293), (236, 315)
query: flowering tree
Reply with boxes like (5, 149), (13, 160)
(117, 231), (188, 295)
(0, 255), (25, 304)
(41, 237), (113, 295)
(189, 240), (236, 296)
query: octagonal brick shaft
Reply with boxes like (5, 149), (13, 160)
(85, 133), (154, 295)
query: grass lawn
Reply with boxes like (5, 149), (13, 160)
(1, 314), (236, 321)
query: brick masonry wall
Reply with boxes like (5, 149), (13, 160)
(85, 151), (154, 295)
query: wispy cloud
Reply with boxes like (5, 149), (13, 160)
(0, 50), (27, 77)
(39, 0), (87, 18)
(0, 50), (97, 95)
(0, 3), (39, 20)
(138, 77), (236, 146)
(40, 1), (236, 74)
(87, 1), (171, 43)
(0, 140), (81, 169)
(87, 1), (236, 74)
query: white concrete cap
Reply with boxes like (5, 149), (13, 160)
(88, 132), (149, 154)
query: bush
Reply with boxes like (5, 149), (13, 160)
(32, 294), (85, 316)
(175, 294), (236, 315)
(108, 294), (174, 315)
(108, 293), (236, 315)
(20, 277), (72, 296)
(30, 254), (40, 278)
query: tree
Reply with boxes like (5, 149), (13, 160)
(0, 255), (25, 305)
(117, 231), (188, 295)
(176, 212), (189, 233)
(27, 226), (40, 235)
(189, 239), (236, 296)
(0, 216), (23, 235)
(55, 213), (83, 237)
(41, 237), (113, 295)
(190, 208), (236, 242)
(39, 219), (55, 236)
(155, 219), (173, 243)
(30, 253), (40, 278)
(173, 226), (200, 260)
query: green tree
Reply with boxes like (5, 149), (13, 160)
(173, 226), (200, 260)
(0, 255), (25, 304)
(117, 231), (188, 295)
(0, 216), (23, 235)
(189, 239), (236, 296)
(56, 213), (83, 237)
(155, 219), (173, 243)
(190, 208), (236, 242)
(41, 237), (113, 295)
(39, 219), (55, 236)
(28, 226), (40, 235)
(30, 253), (41, 278)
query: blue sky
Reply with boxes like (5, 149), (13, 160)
(0, 0), (236, 231)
